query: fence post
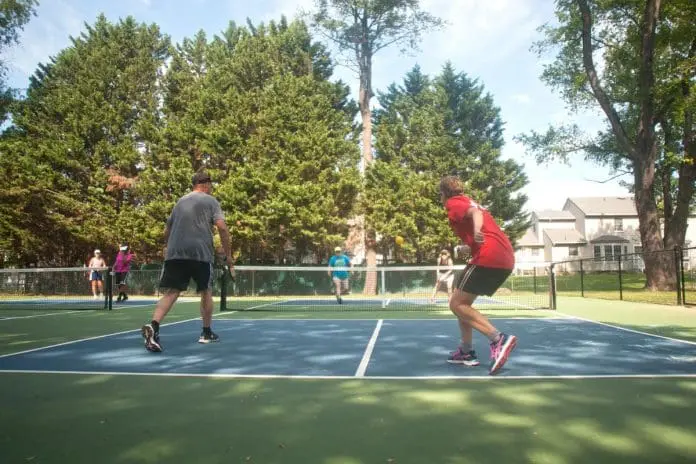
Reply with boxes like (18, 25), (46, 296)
(681, 248), (687, 305)
(533, 267), (537, 294)
(675, 246), (683, 306)
(549, 263), (557, 310)
(580, 259), (584, 298)
(618, 253), (623, 301)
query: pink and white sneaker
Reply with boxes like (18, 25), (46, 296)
(447, 347), (481, 366)
(489, 334), (517, 375)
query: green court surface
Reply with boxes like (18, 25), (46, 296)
(1, 297), (696, 463)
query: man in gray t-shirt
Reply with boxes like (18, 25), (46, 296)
(141, 171), (234, 353)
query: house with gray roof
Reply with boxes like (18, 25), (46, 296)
(514, 196), (696, 274)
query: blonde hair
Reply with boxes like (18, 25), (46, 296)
(439, 176), (464, 200)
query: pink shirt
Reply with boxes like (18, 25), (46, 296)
(113, 252), (133, 272)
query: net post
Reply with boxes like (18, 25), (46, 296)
(220, 265), (228, 312)
(549, 263), (557, 310)
(105, 267), (113, 311)
(579, 259), (584, 297)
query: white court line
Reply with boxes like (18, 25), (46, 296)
(0, 316), (206, 359)
(0, 310), (87, 321)
(550, 310), (696, 346)
(0, 302), (159, 321)
(210, 317), (565, 321)
(355, 319), (383, 377)
(113, 303), (157, 309)
(1, 369), (696, 381)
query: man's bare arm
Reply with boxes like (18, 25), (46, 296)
(215, 218), (233, 263)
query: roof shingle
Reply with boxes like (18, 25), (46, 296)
(565, 197), (637, 216)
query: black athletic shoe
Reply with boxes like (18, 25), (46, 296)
(141, 324), (162, 352)
(198, 330), (220, 344)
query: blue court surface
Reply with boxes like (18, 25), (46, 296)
(1, 317), (695, 378)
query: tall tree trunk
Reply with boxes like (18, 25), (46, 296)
(578, 0), (675, 290)
(359, 44), (377, 295)
(664, 44), (696, 251)
(634, 155), (675, 290)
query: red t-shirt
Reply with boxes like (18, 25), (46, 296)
(445, 195), (515, 269)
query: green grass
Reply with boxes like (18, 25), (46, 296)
(550, 271), (694, 305)
(1, 298), (696, 463)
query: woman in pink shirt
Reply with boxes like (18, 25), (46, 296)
(113, 244), (135, 302)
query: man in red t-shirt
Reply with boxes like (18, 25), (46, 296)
(440, 175), (517, 375)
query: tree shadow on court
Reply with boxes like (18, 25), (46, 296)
(1, 374), (696, 464)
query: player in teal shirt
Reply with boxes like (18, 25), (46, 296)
(328, 246), (351, 304)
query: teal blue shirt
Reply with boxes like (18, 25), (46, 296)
(329, 254), (351, 279)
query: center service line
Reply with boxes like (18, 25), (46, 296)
(354, 319), (384, 377)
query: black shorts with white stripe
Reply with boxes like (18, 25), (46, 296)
(454, 264), (512, 296)
(158, 259), (213, 292)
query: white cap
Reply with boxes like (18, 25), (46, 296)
(119, 245), (128, 251)
(94, 249), (101, 254)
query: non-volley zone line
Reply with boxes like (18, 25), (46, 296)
(0, 303), (157, 321)
(0, 311), (238, 358)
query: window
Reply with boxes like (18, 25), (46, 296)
(568, 246), (579, 256)
(634, 246), (642, 254)
(594, 245), (601, 258)
(604, 245), (614, 260)
(531, 248), (540, 257)
(615, 218), (623, 231)
(613, 244), (622, 258)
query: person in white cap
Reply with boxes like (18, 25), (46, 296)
(88, 249), (107, 299)
(327, 246), (351, 304)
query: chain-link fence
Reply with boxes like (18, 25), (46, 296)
(550, 247), (695, 306)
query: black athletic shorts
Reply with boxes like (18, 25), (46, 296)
(454, 264), (512, 296)
(115, 272), (128, 286)
(158, 259), (213, 292)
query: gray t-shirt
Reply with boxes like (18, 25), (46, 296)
(165, 191), (225, 263)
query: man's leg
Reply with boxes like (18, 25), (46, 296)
(142, 289), (180, 352)
(446, 291), (485, 366)
(448, 266), (517, 375)
(152, 289), (181, 323)
(197, 262), (220, 344)
(141, 260), (187, 353)
(198, 288), (219, 343)
(333, 277), (343, 304)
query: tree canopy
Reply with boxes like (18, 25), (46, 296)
(0, 12), (529, 269)
(366, 64), (529, 263)
(517, 0), (696, 289)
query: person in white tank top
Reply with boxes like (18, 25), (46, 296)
(430, 249), (454, 304)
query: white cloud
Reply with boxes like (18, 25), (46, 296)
(257, 0), (315, 23)
(5, 0), (84, 80)
(512, 93), (532, 104)
(522, 178), (632, 212)
(418, 0), (546, 66)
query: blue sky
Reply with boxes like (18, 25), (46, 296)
(4, 0), (633, 213)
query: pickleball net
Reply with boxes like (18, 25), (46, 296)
(219, 264), (554, 312)
(0, 267), (112, 311)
